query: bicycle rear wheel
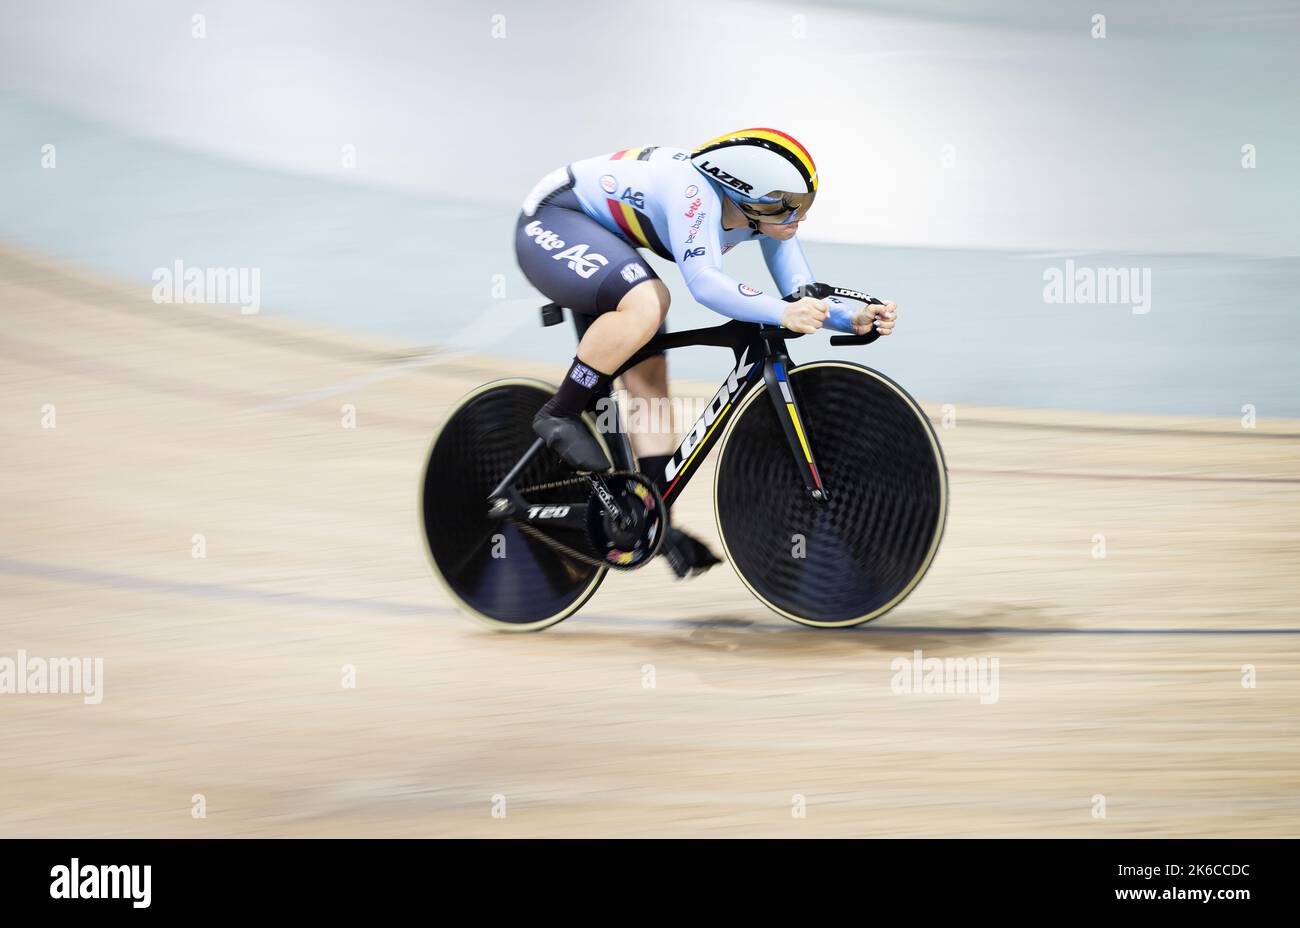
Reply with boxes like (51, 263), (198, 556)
(714, 361), (947, 627)
(420, 378), (607, 631)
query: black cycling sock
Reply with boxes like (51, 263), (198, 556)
(637, 453), (673, 495)
(542, 357), (612, 420)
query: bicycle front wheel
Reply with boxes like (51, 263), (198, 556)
(713, 361), (947, 628)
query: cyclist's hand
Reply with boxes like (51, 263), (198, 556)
(853, 300), (897, 336)
(781, 297), (829, 334)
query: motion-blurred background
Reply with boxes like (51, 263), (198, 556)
(3, 1), (1299, 840)
(3, 0), (1297, 412)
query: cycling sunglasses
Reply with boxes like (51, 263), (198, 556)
(737, 190), (815, 224)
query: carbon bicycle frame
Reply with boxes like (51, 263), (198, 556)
(607, 320), (829, 507)
(492, 311), (876, 519)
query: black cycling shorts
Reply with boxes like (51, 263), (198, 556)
(515, 183), (665, 349)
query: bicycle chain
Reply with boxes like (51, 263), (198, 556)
(512, 470), (661, 571)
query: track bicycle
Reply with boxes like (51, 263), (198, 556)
(420, 283), (948, 630)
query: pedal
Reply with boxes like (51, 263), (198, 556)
(662, 526), (722, 579)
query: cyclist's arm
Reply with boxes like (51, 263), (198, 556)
(760, 235), (856, 333)
(666, 185), (789, 326)
(681, 264), (791, 325)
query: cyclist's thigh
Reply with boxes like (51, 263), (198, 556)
(515, 195), (658, 317)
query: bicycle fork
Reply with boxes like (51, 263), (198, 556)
(763, 357), (830, 503)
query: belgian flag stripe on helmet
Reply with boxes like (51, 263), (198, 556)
(693, 128), (818, 192)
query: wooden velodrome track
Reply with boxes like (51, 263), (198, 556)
(2, 247), (1297, 837)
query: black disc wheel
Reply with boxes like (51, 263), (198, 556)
(714, 362), (947, 627)
(420, 379), (607, 631)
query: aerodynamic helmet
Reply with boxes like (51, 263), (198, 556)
(690, 127), (817, 225)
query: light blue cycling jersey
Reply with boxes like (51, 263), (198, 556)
(564, 145), (858, 333)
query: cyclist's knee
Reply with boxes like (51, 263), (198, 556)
(617, 279), (670, 337)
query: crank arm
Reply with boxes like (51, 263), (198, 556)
(589, 474), (633, 529)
